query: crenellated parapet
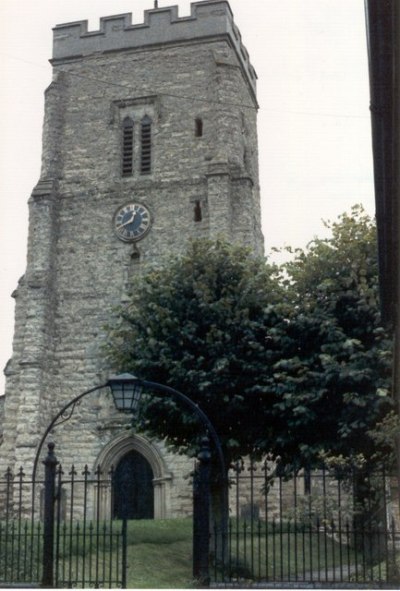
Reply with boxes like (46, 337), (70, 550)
(52, 0), (257, 97)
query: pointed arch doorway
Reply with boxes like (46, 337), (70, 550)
(95, 433), (173, 520)
(113, 450), (154, 519)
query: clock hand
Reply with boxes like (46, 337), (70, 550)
(116, 212), (136, 230)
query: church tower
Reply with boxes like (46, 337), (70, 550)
(1, 1), (262, 517)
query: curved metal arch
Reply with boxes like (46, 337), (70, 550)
(138, 379), (227, 479)
(32, 376), (226, 485)
(32, 383), (109, 482)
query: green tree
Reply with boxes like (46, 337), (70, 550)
(106, 208), (393, 473)
(269, 205), (394, 470)
(106, 239), (286, 471)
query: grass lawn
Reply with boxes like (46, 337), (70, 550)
(124, 519), (360, 587)
(0, 518), (400, 589)
(126, 519), (194, 588)
(221, 528), (359, 582)
(3, 518), (391, 588)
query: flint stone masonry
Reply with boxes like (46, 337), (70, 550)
(52, 1), (257, 104)
(1, 1), (263, 518)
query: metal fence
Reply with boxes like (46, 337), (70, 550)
(1, 452), (399, 588)
(0, 467), (42, 585)
(212, 461), (400, 587)
(0, 441), (210, 588)
(0, 456), (127, 588)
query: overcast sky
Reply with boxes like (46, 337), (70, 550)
(0, 0), (374, 394)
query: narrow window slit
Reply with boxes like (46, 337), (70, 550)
(195, 118), (203, 137)
(194, 200), (202, 222)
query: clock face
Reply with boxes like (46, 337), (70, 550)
(114, 202), (152, 242)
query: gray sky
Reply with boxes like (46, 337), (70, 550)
(0, 0), (374, 394)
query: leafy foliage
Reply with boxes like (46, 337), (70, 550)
(106, 239), (286, 465)
(106, 209), (394, 469)
(270, 206), (394, 468)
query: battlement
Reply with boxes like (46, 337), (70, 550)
(52, 1), (257, 96)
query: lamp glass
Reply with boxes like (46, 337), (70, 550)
(108, 373), (143, 413)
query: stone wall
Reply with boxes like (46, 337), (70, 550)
(0, 395), (4, 440)
(1, 1), (263, 518)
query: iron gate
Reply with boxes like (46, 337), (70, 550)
(1, 448), (399, 588)
(211, 461), (400, 587)
(0, 446), (127, 588)
(0, 440), (210, 588)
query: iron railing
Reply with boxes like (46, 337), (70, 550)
(1, 455), (399, 588)
(0, 467), (43, 585)
(212, 461), (400, 587)
(0, 460), (127, 588)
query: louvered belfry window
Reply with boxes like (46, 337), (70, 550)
(140, 115), (152, 175)
(122, 117), (134, 176)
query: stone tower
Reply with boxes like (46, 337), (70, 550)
(1, 1), (262, 518)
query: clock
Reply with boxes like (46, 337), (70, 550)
(113, 202), (152, 242)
